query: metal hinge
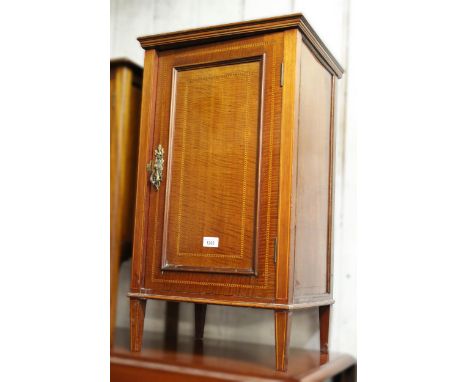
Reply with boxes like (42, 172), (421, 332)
(273, 237), (278, 264)
(280, 62), (284, 87)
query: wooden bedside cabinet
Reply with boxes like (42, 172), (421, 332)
(128, 13), (343, 371)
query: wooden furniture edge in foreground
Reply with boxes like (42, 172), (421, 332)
(112, 328), (356, 382)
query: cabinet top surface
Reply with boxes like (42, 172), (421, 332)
(137, 13), (343, 78)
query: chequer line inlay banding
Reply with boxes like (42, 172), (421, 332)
(150, 40), (278, 291)
(175, 70), (256, 259)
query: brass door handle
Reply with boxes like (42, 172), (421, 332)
(146, 144), (164, 190)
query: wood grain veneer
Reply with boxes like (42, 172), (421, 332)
(141, 33), (283, 300)
(292, 42), (333, 302)
(129, 14), (343, 371)
(110, 59), (142, 346)
(162, 58), (262, 275)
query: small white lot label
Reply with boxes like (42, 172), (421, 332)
(203, 237), (219, 248)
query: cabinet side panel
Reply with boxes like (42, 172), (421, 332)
(293, 42), (332, 302)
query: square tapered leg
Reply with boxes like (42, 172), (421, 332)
(274, 310), (292, 371)
(194, 303), (207, 340)
(319, 304), (331, 353)
(130, 298), (146, 352)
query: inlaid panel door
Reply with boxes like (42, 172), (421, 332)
(142, 33), (283, 300)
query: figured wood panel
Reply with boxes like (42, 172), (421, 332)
(162, 59), (262, 275)
(142, 33), (283, 300)
(293, 42), (333, 302)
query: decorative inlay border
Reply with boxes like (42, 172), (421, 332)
(149, 39), (278, 291)
(167, 41), (272, 60)
(174, 70), (256, 259)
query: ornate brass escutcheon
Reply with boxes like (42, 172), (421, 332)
(146, 144), (164, 190)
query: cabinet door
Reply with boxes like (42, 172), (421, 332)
(143, 33), (283, 300)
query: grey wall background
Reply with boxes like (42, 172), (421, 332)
(111, 0), (356, 356)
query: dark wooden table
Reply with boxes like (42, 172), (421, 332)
(111, 328), (356, 381)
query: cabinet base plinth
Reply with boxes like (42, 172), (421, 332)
(127, 292), (333, 310)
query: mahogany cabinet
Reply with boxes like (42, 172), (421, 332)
(110, 59), (142, 345)
(129, 13), (343, 371)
